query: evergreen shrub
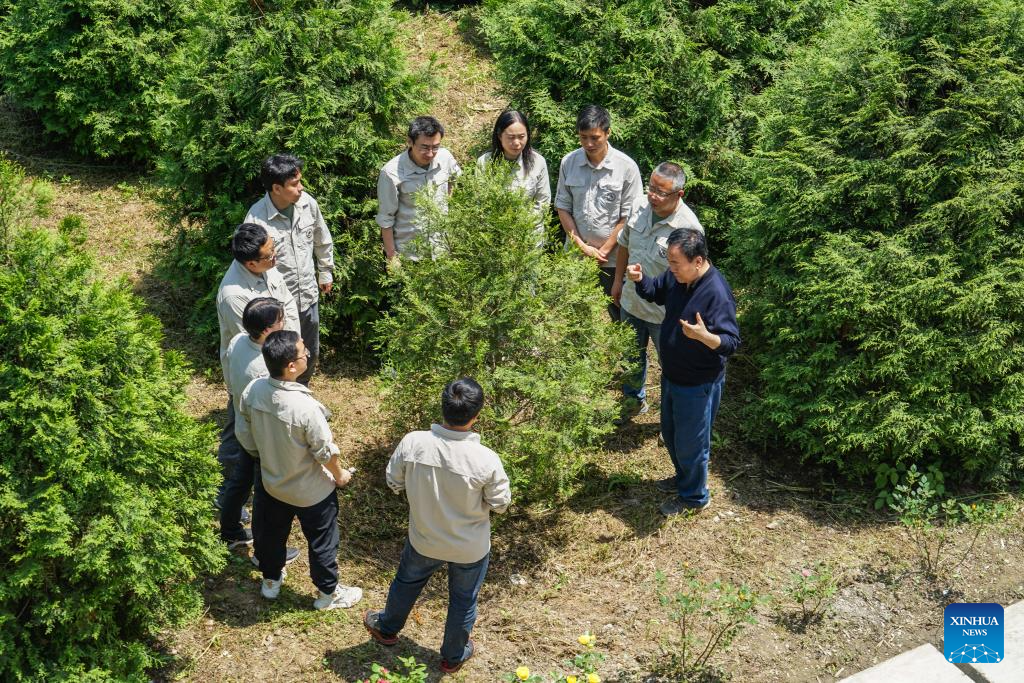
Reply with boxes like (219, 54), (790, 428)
(0, 158), (223, 679)
(731, 0), (1024, 481)
(376, 166), (632, 499)
(478, 0), (840, 233)
(153, 0), (427, 349)
(0, 0), (186, 159)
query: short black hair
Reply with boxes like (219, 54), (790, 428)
(262, 330), (301, 379)
(576, 104), (611, 133)
(441, 377), (484, 427)
(260, 154), (303, 193)
(231, 223), (269, 263)
(243, 297), (284, 340)
(667, 227), (708, 261)
(408, 116), (445, 142)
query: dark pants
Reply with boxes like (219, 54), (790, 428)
(254, 479), (339, 594)
(598, 267), (619, 321)
(661, 375), (724, 507)
(298, 302), (319, 385)
(216, 397), (243, 504)
(621, 309), (663, 402)
(219, 444), (255, 542)
(378, 541), (489, 664)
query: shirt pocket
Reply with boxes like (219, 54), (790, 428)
(597, 179), (623, 213)
(655, 235), (670, 260)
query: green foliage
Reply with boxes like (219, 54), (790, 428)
(732, 0), (1024, 481)
(874, 461), (945, 511)
(153, 0), (428, 349)
(783, 561), (838, 627)
(364, 656), (427, 683)
(0, 0), (186, 158)
(376, 165), (632, 500)
(505, 632), (605, 682)
(478, 0), (841, 235)
(0, 158), (224, 680)
(654, 566), (764, 681)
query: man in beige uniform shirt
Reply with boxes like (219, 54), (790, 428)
(555, 104), (642, 320)
(376, 116), (462, 261)
(362, 378), (511, 674)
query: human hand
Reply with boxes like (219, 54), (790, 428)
(319, 282), (333, 295)
(680, 311), (709, 341)
(610, 279), (623, 305)
(626, 263), (643, 282)
(335, 467), (354, 487)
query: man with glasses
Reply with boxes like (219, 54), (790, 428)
(236, 330), (362, 611)
(215, 223), (300, 549)
(376, 116), (462, 262)
(244, 154), (335, 385)
(611, 162), (703, 421)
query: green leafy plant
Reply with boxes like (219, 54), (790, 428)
(0, 0), (187, 158)
(376, 165), (632, 500)
(784, 562), (838, 627)
(363, 656), (427, 683)
(0, 157), (224, 680)
(732, 0), (1024, 481)
(653, 566), (764, 681)
(875, 462), (945, 511)
(153, 0), (428, 349)
(890, 465), (1009, 578)
(506, 632), (605, 682)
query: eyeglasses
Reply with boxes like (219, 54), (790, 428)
(647, 185), (678, 199)
(292, 348), (311, 363)
(415, 144), (441, 154)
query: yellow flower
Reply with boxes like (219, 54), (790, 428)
(578, 633), (590, 646)
(971, 503), (977, 510)
(516, 666), (530, 680)
(567, 677), (578, 683)
(587, 674), (600, 683)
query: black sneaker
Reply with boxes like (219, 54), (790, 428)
(655, 476), (678, 493)
(250, 547), (299, 567)
(660, 496), (711, 517)
(223, 528), (253, 549)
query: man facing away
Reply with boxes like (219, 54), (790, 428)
(236, 330), (362, 611)
(555, 104), (642, 320)
(611, 162), (704, 421)
(363, 378), (511, 674)
(626, 228), (740, 517)
(215, 223), (300, 548)
(244, 154), (334, 385)
(376, 115), (462, 262)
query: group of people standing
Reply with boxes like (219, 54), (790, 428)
(210, 103), (739, 673)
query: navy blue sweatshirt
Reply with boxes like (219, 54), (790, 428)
(634, 265), (741, 386)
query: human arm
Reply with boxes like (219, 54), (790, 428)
(311, 198), (334, 294)
(376, 169), (400, 260)
(305, 405), (351, 488)
(629, 265), (672, 306)
(557, 208), (608, 264)
(681, 289), (741, 356)
(554, 159), (605, 261)
(235, 382), (259, 457)
(611, 247), (628, 306)
(484, 460), (511, 514)
(384, 437), (407, 494)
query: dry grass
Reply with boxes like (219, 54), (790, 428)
(5, 15), (1024, 683)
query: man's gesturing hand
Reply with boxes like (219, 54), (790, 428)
(626, 263), (643, 282)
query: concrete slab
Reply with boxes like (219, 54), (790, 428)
(965, 600), (1024, 683)
(841, 643), (975, 682)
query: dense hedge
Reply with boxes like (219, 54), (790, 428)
(154, 0), (427, 348)
(479, 0), (840, 234)
(731, 0), (1024, 480)
(0, 159), (223, 680)
(376, 166), (632, 499)
(0, 0), (186, 159)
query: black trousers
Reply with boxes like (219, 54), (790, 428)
(254, 479), (338, 594)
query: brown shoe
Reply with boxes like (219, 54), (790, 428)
(440, 638), (475, 674)
(363, 609), (398, 646)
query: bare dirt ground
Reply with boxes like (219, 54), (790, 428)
(5, 9), (1024, 683)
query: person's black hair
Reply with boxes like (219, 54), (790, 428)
(408, 116), (445, 142)
(262, 330), (302, 379)
(654, 161), (686, 192)
(667, 227), (708, 261)
(260, 154), (304, 193)
(231, 223), (269, 263)
(576, 104), (611, 133)
(243, 297), (284, 340)
(441, 377), (484, 427)
(489, 110), (535, 175)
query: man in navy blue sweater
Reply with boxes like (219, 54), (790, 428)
(626, 228), (740, 516)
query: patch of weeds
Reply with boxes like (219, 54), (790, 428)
(362, 656), (427, 683)
(781, 561), (838, 630)
(506, 631), (605, 682)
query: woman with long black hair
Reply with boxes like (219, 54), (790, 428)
(477, 110), (551, 237)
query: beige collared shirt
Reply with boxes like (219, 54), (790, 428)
(376, 148), (462, 257)
(216, 260), (300, 379)
(244, 191), (334, 313)
(386, 424), (511, 564)
(476, 151), (552, 226)
(554, 145), (642, 264)
(224, 333), (269, 451)
(237, 377), (340, 508)
(617, 197), (704, 324)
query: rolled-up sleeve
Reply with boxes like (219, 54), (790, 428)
(304, 409), (339, 465)
(484, 462), (512, 514)
(385, 437), (408, 493)
(554, 158), (573, 212)
(619, 162), (643, 221)
(311, 198), (334, 285)
(376, 170), (399, 229)
(236, 384), (259, 456)
(534, 157), (552, 212)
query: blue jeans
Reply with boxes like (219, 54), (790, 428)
(620, 309), (662, 401)
(378, 541), (489, 664)
(660, 375), (724, 506)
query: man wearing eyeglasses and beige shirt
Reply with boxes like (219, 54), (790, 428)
(377, 116), (462, 262)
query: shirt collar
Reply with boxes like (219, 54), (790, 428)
(579, 144), (617, 170)
(654, 200), (695, 230)
(261, 192), (305, 222)
(230, 259), (266, 287)
(430, 423), (480, 442)
(400, 148), (439, 175)
(268, 377), (312, 394)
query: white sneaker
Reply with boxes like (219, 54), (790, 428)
(260, 567), (287, 600)
(313, 584), (363, 610)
